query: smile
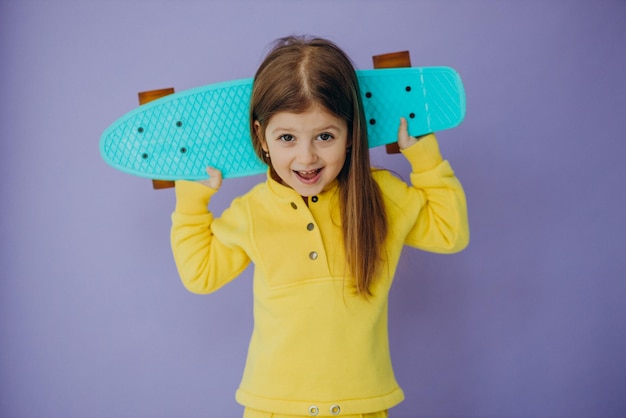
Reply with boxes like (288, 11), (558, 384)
(294, 168), (323, 184)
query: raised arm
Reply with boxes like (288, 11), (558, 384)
(392, 119), (469, 253)
(170, 169), (250, 294)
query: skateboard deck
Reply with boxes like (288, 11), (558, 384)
(100, 66), (465, 180)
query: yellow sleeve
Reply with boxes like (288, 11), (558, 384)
(170, 180), (250, 294)
(398, 134), (469, 253)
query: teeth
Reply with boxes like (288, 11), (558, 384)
(295, 169), (320, 181)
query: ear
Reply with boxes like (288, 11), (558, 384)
(254, 121), (268, 152)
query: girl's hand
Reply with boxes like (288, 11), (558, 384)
(197, 167), (223, 190)
(397, 117), (420, 150)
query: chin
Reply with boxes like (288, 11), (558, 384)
(291, 182), (325, 197)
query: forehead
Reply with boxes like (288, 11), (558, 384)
(266, 104), (347, 132)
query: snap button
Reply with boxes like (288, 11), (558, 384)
(306, 222), (315, 231)
(330, 404), (341, 415)
(291, 202), (298, 209)
(311, 196), (318, 203)
(309, 251), (318, 260)
(308, 405), (319, 416)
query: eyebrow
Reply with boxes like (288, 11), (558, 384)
(269, 125), (343, 134)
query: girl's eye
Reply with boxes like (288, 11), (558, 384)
(317, 133), (334, 141)
(279, 134), (295, 142)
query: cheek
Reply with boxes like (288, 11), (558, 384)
(335, 152), (350, 174)
(266, 148), (290, 170)
(332, 147), (349, 165)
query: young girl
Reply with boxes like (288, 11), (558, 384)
(171, 36), (469, 418)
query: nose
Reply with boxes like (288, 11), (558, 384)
(295, 141), (318, 165)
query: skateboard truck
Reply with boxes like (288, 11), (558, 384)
(137, 88), (177, 189)
(372, 51), (413, 155)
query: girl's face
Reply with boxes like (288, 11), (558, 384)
(256, 104), (349, 197)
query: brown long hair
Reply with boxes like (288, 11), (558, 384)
(249, 36), (388, 296)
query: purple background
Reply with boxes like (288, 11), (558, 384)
(1, 1), (625, 417)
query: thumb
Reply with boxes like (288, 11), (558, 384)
(197, 167), (223, 190)
(397, 117), (412, 149)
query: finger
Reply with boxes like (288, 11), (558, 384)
(205, 167), (223, 190)
(397, 116), (408, 136)
(397, 117), (410, 147)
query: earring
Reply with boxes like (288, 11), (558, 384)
(265, 152), (270, 159)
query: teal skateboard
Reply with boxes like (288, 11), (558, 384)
(100, 67), (465, 180)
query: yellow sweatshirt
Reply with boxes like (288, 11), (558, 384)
(171, 134), (469, 416)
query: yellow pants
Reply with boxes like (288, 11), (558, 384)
(243, 408), (388, 418)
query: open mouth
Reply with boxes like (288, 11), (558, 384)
(294, 168), (323, 184)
